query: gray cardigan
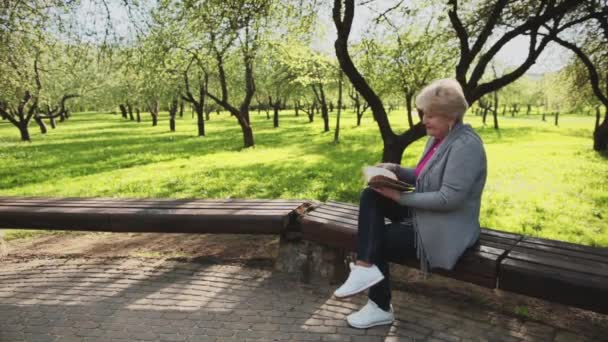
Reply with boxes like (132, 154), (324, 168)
(388, 123), (487, 271)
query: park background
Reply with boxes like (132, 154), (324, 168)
(1, 0), (607, 248)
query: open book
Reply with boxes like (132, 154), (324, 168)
(363, 166), (415, 192)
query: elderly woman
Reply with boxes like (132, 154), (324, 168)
(334, 78), (487, 329)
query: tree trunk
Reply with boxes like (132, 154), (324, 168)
(526, 104), (531, 116)
(542, 113), (546, 121)
(150, 101), (159, 127)
(273, 105), (279, 128)
(312, 83), (329, 132)
(593, 106), (608, 152)
(196, 104), (205, 137)
(269, 96), (279, 128)
(49, 116), (56, 129)
(315, 84), (330, 132)
(482, 106), (488, 124)
(554, 111), (559, 126)
(179, 101), (184, 118)
(381, 126), (426, 163)
(119, 104), (128, 118)
(35, 115), (47, 134)
(334, 73), (343, 143)
(19, 122), (30, 141)
(493, 92), (499, 130)
(294, 101), (299, 117)
(356, 104), (362, 126)
(136, 108), (141, 123)
(169, 99), (178, 132)
(321, 104), (329, 132)
(127, 103), (134, 121)
(241, 123), (254, 148)
(405, 92), (414, 128)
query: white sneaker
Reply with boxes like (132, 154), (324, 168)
(347, 299), (394, 329)
(333, 262), (384, 298)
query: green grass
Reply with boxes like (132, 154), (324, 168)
(0, 108), (606, 247)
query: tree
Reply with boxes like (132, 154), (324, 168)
(448, 0), (585, 104)
(333, 0), (426, 163)
(177, 0), (274, 148)
(549, 1), (608, 151)
(378, 5), (456, 128)
(0, 1), (85, 141)
(279, 42), (337, 132)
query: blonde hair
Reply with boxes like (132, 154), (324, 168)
(415, 78), (469, 121)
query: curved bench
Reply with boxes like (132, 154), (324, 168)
(1, 196), (607, 314)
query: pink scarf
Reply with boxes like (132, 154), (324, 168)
(415, 138), (442, 178)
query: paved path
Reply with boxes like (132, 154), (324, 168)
(0, 258), (601, 342)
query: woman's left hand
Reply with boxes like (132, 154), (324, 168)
(371, 186), (401, 202)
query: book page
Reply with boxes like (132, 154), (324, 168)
(362, 166), (397, 182)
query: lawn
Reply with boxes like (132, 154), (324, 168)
(0, 108), (606, 247)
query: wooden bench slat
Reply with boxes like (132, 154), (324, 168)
(313, 207), (358, 219)
(0, 202), (300, 211)
(520, 236), (608, 258)
(515, 241), (608, 264)
(300, 213), (356, 228)
(326, 201), (358, 210)
(0, 206), (292, 215)
(505, 248), (608, 277)
(0, 198), (304, 208)
(0, 206), (291, 234)
(499, 258), (608, 314)
(315, 205), (359, 217)
(306, 211), (358, 226)
(0, 196), (306, 204)
(479, 228), (522, 240)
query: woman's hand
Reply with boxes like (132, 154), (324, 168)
(370, 186), (401, 202)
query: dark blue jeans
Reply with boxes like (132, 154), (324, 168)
(357, 187), (417, 311)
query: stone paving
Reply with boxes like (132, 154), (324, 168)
(0, 257), (602, 342)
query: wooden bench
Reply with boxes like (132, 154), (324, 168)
(299, 201), (608, 314)
(1, 196), (606, 314)
(0, 196), (309, 234)
(499, 236), (608, 314)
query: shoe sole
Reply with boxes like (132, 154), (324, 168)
(333, 275), (385, 299)
(347, 318), (394, 329)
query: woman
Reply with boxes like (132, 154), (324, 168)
(334, 78), (487, 329)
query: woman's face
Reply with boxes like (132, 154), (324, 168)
(421, 110), (455, 139)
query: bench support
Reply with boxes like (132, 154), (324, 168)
(275, 232), (349, 285)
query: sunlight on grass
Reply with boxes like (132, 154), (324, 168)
(0, 109), (606, 246)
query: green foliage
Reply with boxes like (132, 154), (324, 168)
(513, 306), (530, 318)
(0, 110), (606, 247)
